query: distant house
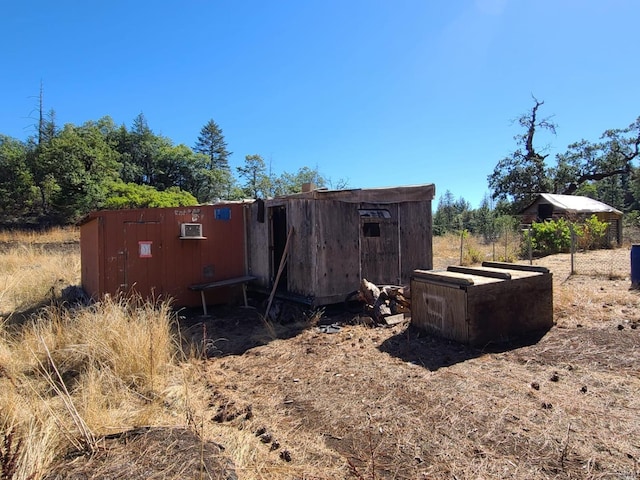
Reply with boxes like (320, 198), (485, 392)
(520, 193), (623, 245)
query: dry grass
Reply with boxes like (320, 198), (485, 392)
(1, 229), (639, 479)
(0, 227), (79, 245)
(432, 232), (521, 268)
(0, 244), (80, 318)
(1, 282), (205, 478)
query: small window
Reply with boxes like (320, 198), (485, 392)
(363, 222), (381, 237)
(538, 203), (553, 220)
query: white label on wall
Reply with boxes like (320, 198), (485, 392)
(139, 241), (152, 258)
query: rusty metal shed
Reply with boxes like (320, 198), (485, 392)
(80, 203), (249, 307)
(246, 184), (435, 306)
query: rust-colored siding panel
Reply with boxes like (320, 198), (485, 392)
(80, 218), (100, 299)
(80, 204), (248, 308)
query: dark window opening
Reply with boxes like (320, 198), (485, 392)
(363, 222), (381, 237)
(538, 203), (553, 220)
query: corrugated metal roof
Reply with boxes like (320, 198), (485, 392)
(538, 194), (622, 215)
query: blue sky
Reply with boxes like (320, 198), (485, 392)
(2, 0), (638, 208)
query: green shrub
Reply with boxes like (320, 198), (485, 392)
(577, 215), (608, 250)
(461, 245), (484, 265)
(523, 215), (610, 257)
(525, 218), (571, 256)
(103, 182), (197, 209)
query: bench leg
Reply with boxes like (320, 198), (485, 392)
(242, 283), (248, 307)
(200, 291), (208, 316)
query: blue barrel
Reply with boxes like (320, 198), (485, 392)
(632, 245), (640, 287)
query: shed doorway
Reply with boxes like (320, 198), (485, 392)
(359, 207), (401, 285)
(123, 221), (163, 298)
(269, 206), (288, 291)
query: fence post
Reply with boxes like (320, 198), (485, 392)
(459, 230), (464, 265)
(528, 226), (533, 265)
(504, 227), (508, 261)
(570, 223), (575, 275)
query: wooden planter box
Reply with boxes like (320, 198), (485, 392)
(410, 262), (553, 346)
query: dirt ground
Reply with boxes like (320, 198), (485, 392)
(50, 248), (640, 479)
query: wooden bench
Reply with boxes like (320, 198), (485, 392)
(189, 275), (257, 315)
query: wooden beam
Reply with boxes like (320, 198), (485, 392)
(265, 226), (294, 321)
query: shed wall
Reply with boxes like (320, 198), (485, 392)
(81, 204), (247, 307)
(399, 200), (433, 276)
(246, 202), (271, 289)
(80, 218), (100, 299)
(314, 200), (360, 303)
(246, 186), (433, 306)
(286, 199), (319, 297)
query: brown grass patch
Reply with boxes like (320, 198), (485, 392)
(0, 227), (79, 245)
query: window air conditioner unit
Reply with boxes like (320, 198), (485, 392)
(180, 223), (204, 239)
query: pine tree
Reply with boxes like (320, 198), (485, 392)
(194, 119), (231, 170)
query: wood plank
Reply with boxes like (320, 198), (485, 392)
(383, 313), (405, 326)
(265, 227), (294, 320)
(447, 265), (512, 280)
(189, 275), (257, 291)
(481, 261), (549, 273)
(411, 269), (474, 286)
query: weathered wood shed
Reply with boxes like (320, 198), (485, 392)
(246, 184), (435, 306)
(520, 193), (623, 245)
(80, 203), (249, 307)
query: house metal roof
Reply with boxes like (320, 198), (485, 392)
(537, 193), (622, 215)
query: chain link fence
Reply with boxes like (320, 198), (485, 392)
(449, 225), (640, 280)
(567, 225), (639, 277)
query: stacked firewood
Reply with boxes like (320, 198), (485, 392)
(357, 278), (411, 325)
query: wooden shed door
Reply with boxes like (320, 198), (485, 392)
(359, 208), (400, 285)
(123, 222), (163, 299)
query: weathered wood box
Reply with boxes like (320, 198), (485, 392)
(410, 262), (553, 346)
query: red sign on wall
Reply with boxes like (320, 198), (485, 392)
(138, 241), (152, 258)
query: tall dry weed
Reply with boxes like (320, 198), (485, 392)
(0, 361), (66, 480)
(1, 295), (200, 479)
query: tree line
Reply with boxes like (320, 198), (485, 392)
(0, 104), (339, 225)
(1, 95), (638, 232)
